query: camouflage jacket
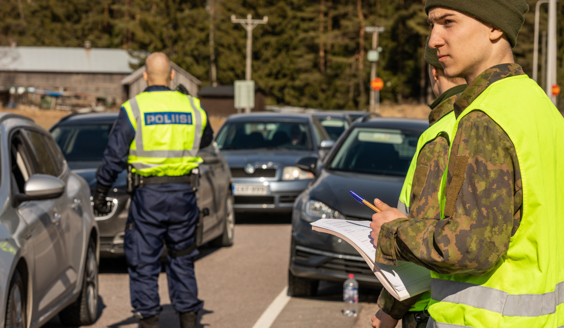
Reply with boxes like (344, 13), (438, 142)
(378, 84), (466, 319)
(375, 64), (524, 276)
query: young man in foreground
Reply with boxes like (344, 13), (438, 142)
(371, 1), (564, 327)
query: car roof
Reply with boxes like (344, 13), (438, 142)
(55, 112), (119, 125)
(313, 112), (350, 119)
(226, 112), (313, 122)
(353, 117), (429, 131)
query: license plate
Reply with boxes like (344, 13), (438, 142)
(233, 184), (268, 195)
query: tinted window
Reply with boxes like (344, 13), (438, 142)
(216, 121), (313, 150)
(329, 127), (421, 176)
(24, 130), (59, 176)
(51, 124), (113, 162)
(318, 117), (349, 141)
(45, 137), (66, 175)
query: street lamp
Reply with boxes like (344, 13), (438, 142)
(533, 0), (549, 83)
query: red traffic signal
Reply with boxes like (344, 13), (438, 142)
(371, 78), (384, 91)
(552, 84), (561, 97)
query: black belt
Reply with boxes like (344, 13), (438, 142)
(139, 175), (193, 186)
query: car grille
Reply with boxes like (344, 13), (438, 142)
(294, 247), (374, 277)
(234, 196), (275, 205)
(231, 168), (277, 178)
(279, 195), (298, 203)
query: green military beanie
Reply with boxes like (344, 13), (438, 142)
(425, 36), (442, 69)
(425, 0), (529, 48)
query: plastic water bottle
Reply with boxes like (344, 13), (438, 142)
(342, 273), (358, 317)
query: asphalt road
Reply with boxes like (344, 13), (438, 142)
(44, 214), (391, 328)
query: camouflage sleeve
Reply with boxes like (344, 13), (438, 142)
(375, 112), (521, 275)
(378, 288), (422, 320)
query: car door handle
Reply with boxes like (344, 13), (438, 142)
(71, 198), (81, 210)
(52, 212), (62, 226)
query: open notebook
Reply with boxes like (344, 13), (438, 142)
(311, 219), (431, 301)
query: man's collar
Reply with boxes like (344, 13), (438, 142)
(454, 63), (525, 117)
(144, 85), (172, 92)
(429, 84), (467, 126)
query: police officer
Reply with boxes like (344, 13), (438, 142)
(371, 1), (564, 327)
(93, 52), (213, 328)
(371, 38), (466, 328)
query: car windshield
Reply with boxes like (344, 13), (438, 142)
(318, 117), (349, 141)
(51, 124), (113, 164)
(216, 121), (313, 150)
(329, 127), (421, 176)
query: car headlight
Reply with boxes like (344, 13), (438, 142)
(282, 166), (314, 180)
(304, 199), (345, 221)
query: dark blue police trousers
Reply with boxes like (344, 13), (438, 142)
(124, 184), (203, 318)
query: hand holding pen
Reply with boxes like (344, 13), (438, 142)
(350, 190), (407, 247)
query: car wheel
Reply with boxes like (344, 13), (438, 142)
(5, 271), (26, 328)
(210, 194), (235, 247)
(59, 239), (98, 326)
(288, 270), (319, 297)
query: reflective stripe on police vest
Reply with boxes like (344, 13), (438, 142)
(427, 317), (564, 328)
(397, 199), (409, 216)
(129, 96), (203, 158)
(432, 278), (564, 317)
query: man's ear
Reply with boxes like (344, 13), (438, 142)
(143, 71), (148, 82)
(489, 26), (505, 42)
(170, 69), (175, 81)
(432, 66), (440, 82)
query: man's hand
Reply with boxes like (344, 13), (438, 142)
(93, 183), (112, 215)
(370, 199), (407, 247)
(371, 309), (399, 328)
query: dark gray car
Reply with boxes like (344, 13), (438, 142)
(50, 112), (235, 257)
(0, 113), (99, 328)
(288, 117), (428, 296)
(215, 113), (334, 213)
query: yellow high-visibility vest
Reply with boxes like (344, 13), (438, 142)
(432, 75), (564, 327)
(122, 90), (207, 177)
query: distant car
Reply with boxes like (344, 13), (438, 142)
(0, 113), (99, 327)
(50, 112), (235, 257)
(288, 117), (428, 296)
(344, 111), (369, 122)
(215, 112), (334, 213)
(313, 112), (352, 141)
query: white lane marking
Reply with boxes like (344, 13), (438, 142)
(252, 286), (291, 328)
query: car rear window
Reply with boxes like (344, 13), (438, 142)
(51, 124), (113, 162)
(216, 121), (313, 150)
(329, 127), (421, 176)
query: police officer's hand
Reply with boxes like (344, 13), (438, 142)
(371, 309), (399, 328)
(370, 199), (407, 247)
(93, 183), (112, 215)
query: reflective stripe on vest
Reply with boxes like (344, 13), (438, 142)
(431, 75), (564, 327)
(128, 96), (202, 159)
(427, 318), (564, 328)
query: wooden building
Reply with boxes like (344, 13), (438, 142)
(0, 45), (136, 107)
(198, 85), (265, 117)
(121, 62), (201, 99)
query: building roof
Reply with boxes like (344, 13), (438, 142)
(121, 61), (201, 85)
(198, 85), (263, 98)
(0, 46), (138, 74)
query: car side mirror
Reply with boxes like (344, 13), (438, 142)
(199, 151), (220, 165)
(13, 174), (65, 207)
(320, 139), (335, 150)
(296, 156), (318, 173)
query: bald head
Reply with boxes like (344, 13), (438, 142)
(143, 52), (175, 87)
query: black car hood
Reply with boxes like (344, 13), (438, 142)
(308, 170), (405, 220)
(220, 149), (316, 168)
(73, 167), (127, 190)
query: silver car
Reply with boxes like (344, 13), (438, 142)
(0, 113), (99, 327)
(215, 113), (334, 213)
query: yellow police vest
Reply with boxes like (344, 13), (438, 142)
(122, 91), (207, 177)
(431, 75), (564, 327)
(398, 111), (456, 312)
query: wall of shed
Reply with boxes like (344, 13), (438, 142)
(123, 68), (199, 100)
(200, 93), (265, 118)
(0, 71), (129, 104)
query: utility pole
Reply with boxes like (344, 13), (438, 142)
(546, 0), (558, 105)
(365, 26), (385, 113)
(208, 0), (217, 86)
(533, 0), (549, 83)
(231, 14), (268, 81)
